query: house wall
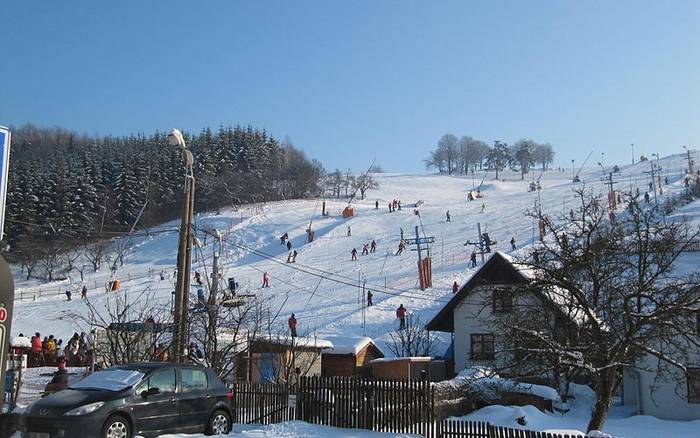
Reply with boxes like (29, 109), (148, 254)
(371, 360), (410, 379)
(322, 354), (356, 377)
(452, 284), (538, 373)
(623, 352), (700, 421)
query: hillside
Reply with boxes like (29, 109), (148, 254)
(9, 153), (695, 357)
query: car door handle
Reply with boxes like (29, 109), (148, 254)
(170, 397), (176, 403)
(205, 394), (213, 399)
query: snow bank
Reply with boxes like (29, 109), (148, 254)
(156, 420), (419, 437)
(11, 335), (31, 348)
(435, 366), (560, 402)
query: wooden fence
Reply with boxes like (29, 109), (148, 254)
(231, 377), (599, 438)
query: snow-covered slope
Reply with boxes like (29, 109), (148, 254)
(10, 153), (695, 356)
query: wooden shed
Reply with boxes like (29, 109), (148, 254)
(342, 206), (355, 218)
(369, 357), (446, 381)
(321, 336), (384, 377)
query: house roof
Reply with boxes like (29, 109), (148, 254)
(425, 251), (529, 332)
(251, 335), (334, 350)
(322, 336), (385, 357)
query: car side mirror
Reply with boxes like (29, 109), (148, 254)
(141, 387), (160, 398)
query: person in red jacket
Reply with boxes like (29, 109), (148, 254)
(396, 304), (407, 330)
(288, 314), (298, 338)
(452, 281), (459, 294)
(31, 332), (43, 366)
(262, 272), (270, 288)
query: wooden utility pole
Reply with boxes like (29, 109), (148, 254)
(173, 174), (195, 362)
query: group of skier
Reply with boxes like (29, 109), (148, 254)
(351, 239), (378, 260)
(388, 199), (402, 212)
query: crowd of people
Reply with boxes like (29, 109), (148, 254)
(13, 331), (95, 368)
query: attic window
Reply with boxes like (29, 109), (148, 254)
(688, 368), (700, 403)
(493, 289), (513, 314)
(470, 334), (495, 360)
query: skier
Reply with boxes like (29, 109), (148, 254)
(452, 281), (459, 294)
(395, 241), (406, 255)
(160, 270), (165, 281)
(280, 232), (288, 244)
(194, 271), (202, 286)
(287, 252), (293, 263)
(367, 290), (373, 307)
(370, 240), (377, 253)
(375, 201), (379, 209)
(644, 192), (650, 204)
(388, 202), (393, 212)
(287, 240), (292, 251)
(396, 304), (407, 330)
(362, 243), (369, 255)
(81, 285), (87, 299)
(510, 237), (516, 251)
(397, 200), (401, 210)
(351, 248), (358, 261)
(228, 277), (237, 295)
(347, 226), (352, 237)
(400, 228), (404, 240)
(262, 272), (270, 288)
(288, 314), (298, 338)
(482, 233), (493, 253)
(292, 250), (298, 263)
(65, 290), (72, 301)
(446, 210), (451, 222)
(470, 251), (477, 268)
(480, 202), (486, 213)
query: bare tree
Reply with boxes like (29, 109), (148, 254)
(388, 314), (437, 357)
(488, 189), (700, 432)
(354, 174), (380, 200)
(84, 240), (110, 272)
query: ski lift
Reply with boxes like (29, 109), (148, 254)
(528, 182), (537, 192)
(105, 280), (121, 292)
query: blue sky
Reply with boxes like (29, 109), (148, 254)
(2, 1), (699, 172)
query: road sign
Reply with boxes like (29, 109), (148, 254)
(0, 126), (10, 241)
(0, 255), (14, 412)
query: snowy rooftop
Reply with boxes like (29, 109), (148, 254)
(322, 336), (383, 356)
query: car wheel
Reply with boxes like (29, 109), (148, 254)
(206, 409), (231, 435)
(101, 414), (132, 438)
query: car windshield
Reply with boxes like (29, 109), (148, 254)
(69, 369), (145, 391)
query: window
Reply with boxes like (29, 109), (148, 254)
(471, 334), (495, 360)
(493, 289), (513, 313)
(181, 368), (208, 392)
(138, 368), (176, 394)
(688, 368), (700, 403)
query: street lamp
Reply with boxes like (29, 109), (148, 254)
(571, 159), (575, 180)
(169, 128), (196, 363)
(631, 143), (635, 165)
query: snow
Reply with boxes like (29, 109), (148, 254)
(254, 334), (334, 349)
(8, 153), (700, 436)
(323, 336), (379, 355)
(156, 421), (419, 437)
(11, 335), (31, 348)
(455, 383), (700, 438)
(69, 368), (144, 391)
(369, 357), (431, 363)
(435, 366), (560, 402)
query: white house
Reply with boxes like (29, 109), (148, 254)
(426, 251), (547, 374)
(427, 251), (700, 421)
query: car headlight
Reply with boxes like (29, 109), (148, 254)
(63, 401), (105, 416)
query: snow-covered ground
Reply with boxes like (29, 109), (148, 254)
(8, 153), (700, 437)
(158, 421), (418, 438)
(458, 383), (700, 438)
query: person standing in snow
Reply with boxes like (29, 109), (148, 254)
(397, 200), (401, 210)
(396, 304), (407, 330)
(396, 240), (406, 255)
(510, 237), (516, 251)
(452, 281), (459, 294)
(81, 285), (87, 299)
(470, 251), (477, 268)
(480, 202), (485, 213)
(287, 240), (292, 251)
(286, 252), (292, 263)
(388, 202), (393, 213)
(262, 272), (270, 288)
(375, 201), (379, 209)
(347, 226), (352, 237)
(400, 228), (404, 240)
(160, 270), (165, 281)
(65, 290), (72, 301)
(362, 244), (369, 255)
(288, 314), (298, 338)
(446, 210), (451, 222)
(367, 290), (373, 307)
(194, 271), (202, 286)
(370, 240), (376, 253)
(644, 192), (650, 204)
(291, 250), (298, 263)
(280, 232), (288, 244)
(351, 248), (358, 261)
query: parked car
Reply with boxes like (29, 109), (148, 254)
(22, 362), (233, 438)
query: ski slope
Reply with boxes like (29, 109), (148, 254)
(9, 153), (696, 357)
